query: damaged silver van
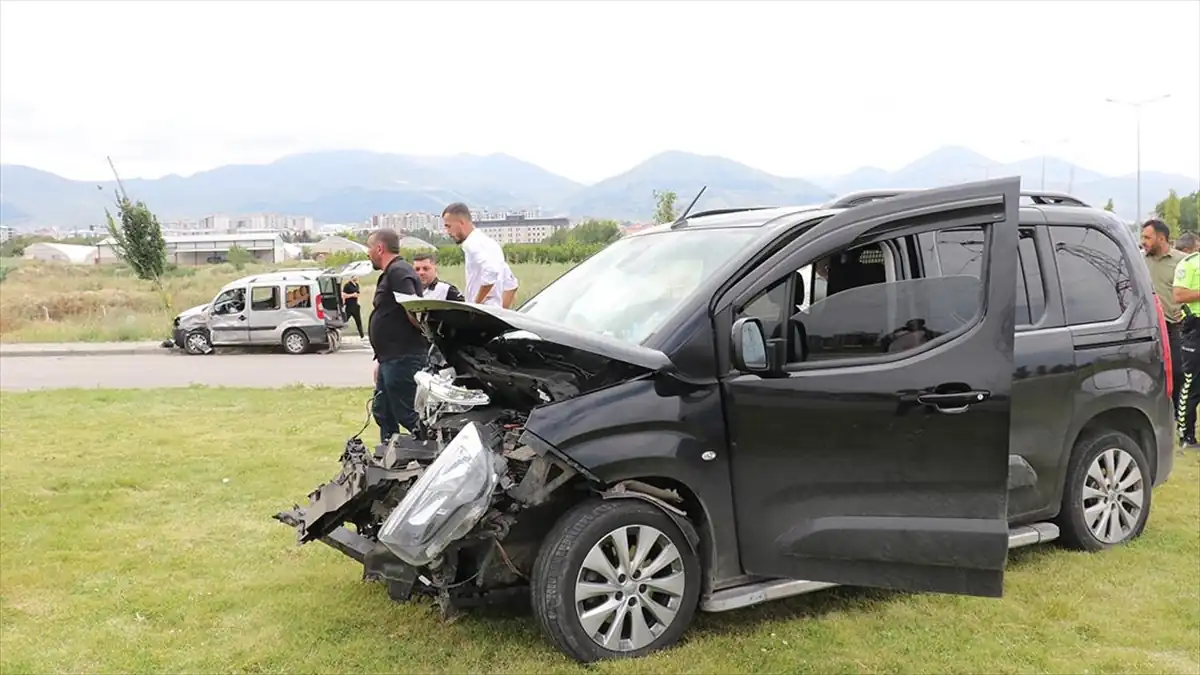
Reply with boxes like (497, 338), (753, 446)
(168, 270), (346, 355)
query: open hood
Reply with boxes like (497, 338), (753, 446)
(399, 298), (673, 372)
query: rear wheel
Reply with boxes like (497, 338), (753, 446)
(1056, 429), (1152, 551)
(531, 499), (700, 663)
(282, 329), (310, 355)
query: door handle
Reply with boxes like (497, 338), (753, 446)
(237, 315), (247, 321)
(915, 390), (990, 414)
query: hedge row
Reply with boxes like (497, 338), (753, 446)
(322, 242), (608, 268)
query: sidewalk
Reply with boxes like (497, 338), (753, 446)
(0, 338), (371, 358)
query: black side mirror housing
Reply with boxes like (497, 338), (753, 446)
(731, 317), (771, 373)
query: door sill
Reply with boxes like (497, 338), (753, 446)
(700, 522), (1060, 613)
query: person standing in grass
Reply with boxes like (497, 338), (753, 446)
(442, 202), (517, 307)
(365, 229), (427, 442)
(341, 275), (364, 338)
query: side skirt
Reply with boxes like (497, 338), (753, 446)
(700, 522), (1060, 613)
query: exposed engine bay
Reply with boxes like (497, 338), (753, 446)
(274, 312), (664, 618)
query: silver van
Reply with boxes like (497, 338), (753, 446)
(169, 270), (346, 355)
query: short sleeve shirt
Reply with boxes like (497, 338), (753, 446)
(1172, 252), (1200, 317)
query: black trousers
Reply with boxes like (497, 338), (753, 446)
(1166, 321), (1184, 413)
(1177, 324), (1200, 441)
(344, 304), (363, 337)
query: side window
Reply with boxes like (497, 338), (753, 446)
(737, 233), (985, 365)
(935, 228), (985, 278)
(212, 288), (245, 315)
(1049, 225), (1131, 325)
(251, 286), (280, 312)
(285, 284), (311, 309)
(1016, 229), (1045, 326)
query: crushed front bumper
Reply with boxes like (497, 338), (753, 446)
(274, 435), (439, 601)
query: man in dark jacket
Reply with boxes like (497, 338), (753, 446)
(365, 229), (427, 442)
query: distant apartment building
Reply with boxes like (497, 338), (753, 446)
(369, 212), (443, 231)
(477, 214), (569, 245)
(163, 213), (314, 236)
(0, 225), (13, 244)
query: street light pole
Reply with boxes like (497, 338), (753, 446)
(1106, 94), (1171, 222)
(1020, 138), (1070, 190)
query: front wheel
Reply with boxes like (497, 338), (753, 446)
(1056, 429), (1152, 551)
(183, 330), (212, 355)
(531, 499), (700, 663)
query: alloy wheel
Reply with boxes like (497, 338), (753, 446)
(574, 524), (687, 653)
(1081, 447), (1145, 544)
(285, 332), (306, 353)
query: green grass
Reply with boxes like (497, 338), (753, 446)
(0, 261), (573, 343)
(1, 388), (1198, 674)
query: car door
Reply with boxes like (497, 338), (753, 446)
(208, 287), (248, 345)
(247, 284), (284, 344)
(718, 177), (1020, 599)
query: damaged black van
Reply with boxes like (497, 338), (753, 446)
(275, 177), (1175, 663)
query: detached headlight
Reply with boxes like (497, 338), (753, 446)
(377, 422), (504, 567)
(414, 369), (489, 415)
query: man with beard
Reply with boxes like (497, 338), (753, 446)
(442, 202), (518, 307)
(365, 228), (427, 442)
(1143, 219), (1187, 414)
(412, 252), (465, 301)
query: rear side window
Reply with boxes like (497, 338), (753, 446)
(1016, 229), (1046, 326)
(286, 285), (312, 309)
(251, 286), (280, 312)
(1049, 225), (1132, 325)
(935, 228), (985, 278)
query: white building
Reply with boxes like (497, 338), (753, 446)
(22, 242), (99, 265)
(97, 233), (287, 265)
(476, 214), (570, 244)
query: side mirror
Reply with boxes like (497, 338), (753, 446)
(731, 317), (769, 372)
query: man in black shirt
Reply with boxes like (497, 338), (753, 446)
(341, 275), (364, 338)
(366, 229), (428, 442)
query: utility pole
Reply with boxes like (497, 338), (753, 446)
(1106, 94), (1171, 223)
(1020, 138), (1070, 190)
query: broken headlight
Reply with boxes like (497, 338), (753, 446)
(377, 422), (504, 567)
(414, 369), (490, 425)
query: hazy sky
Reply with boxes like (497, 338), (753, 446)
(1, 0), (1197, 185)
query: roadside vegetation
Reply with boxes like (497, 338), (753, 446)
(0, 387), (1196, 673)
(0, 260), (574, 343)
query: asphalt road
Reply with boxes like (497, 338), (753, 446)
(0, 351), (375, 392)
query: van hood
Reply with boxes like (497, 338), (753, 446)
(177, 303), (209, 319)
(399, 298), (672, 408)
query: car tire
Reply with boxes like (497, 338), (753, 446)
(183, 330), (212, 355)
(282, 329), (310, 355)
(531, 498), (701, 664)
(1055, 429), (1152, 552)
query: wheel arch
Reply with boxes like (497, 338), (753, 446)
(1073, 406), (1159, 482)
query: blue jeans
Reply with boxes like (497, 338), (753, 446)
(373, 354), (425, 443)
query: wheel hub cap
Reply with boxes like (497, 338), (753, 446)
(1081, 447), (1144, 544)
(574, 524), (686, 653)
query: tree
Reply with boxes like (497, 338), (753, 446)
(1103, 198), (1115, 212)
(1179, 191), (1199, 233)
(545, 219), (621, 246)
(226, 244), (252, 271)
(1156, 189), (1183, 238)
(652, 190), (677, 224)
(104, 192), (167, 287)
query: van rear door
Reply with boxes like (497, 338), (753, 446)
(318, 275), (346, 324)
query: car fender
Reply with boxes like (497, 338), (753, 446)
(599, 480), (701, 555)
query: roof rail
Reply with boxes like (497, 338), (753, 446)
(670, 205), (777, 229)
(823, 189), (920, 209)
(1021, 190), (1090, 207)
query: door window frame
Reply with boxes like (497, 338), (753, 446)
(250, 285), (281, 312)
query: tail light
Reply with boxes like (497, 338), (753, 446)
(1155, 296), (1173, 400)
(315, 294), (325, 320)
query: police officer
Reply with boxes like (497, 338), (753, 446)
(412, 252), (465, 302)
(1172, 245), (1200, 447)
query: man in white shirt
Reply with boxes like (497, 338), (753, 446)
(442, 202), (519, 308)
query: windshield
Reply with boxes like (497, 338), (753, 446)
(519, 228), (759, 345)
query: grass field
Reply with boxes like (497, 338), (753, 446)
(0, 260), (573, 343)
(1, 388), (1197, 674)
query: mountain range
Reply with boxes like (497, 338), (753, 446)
(1, 146), (1196, 229)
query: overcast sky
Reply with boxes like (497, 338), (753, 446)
(1, 0), (1197, 185)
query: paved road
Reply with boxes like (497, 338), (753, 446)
(0, 351), (375, 392)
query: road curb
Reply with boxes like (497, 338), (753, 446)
(0, 341), (372, 358)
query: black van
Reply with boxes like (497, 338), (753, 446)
(276, 177), (1175, 663)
